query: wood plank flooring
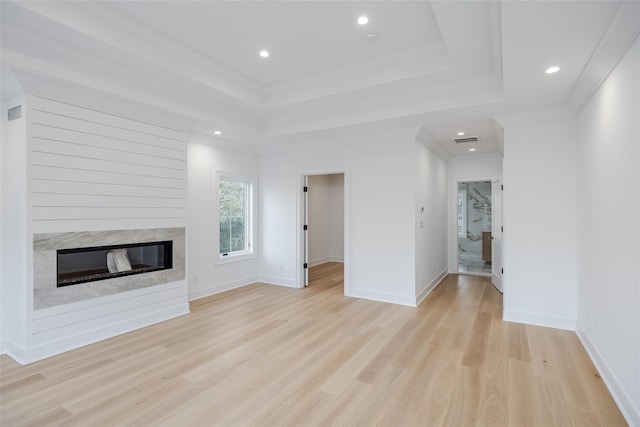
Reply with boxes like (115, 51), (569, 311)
(0, 262), (627, 426)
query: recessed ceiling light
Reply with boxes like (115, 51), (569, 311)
(214, 130), (222, 135)
(469, 148), (476, 152)
(357, 16), (368, 25)
(545, 66), (560, 74)
(457, 132), (465, 136)
(259, 50), (269, 58)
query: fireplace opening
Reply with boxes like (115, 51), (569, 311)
(57, 241), (173, 287)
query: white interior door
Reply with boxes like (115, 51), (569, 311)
(491, 177), (503, 292)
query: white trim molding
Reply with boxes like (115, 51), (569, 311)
(576, 323), (640, 427)
(348, 288), (416, 308)
(188, 276), (259, 301)
(258, 276), (298, 288)
(5, 303), (189, 365)
(309, 258), (344, 267)
(566, 1), (640, 114)
(502, 310), (576, 331)
(416, 269), (448, 306)
(308, 257), (331, 267)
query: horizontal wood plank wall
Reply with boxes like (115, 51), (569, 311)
(13, 95), (190, 364)
(30, 95), (186, 233)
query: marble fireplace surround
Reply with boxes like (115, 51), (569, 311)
(34, 228), (185, 310)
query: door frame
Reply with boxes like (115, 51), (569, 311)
(297, 170), (350, 295)
(490, 175), (503, 292)
(450, 176), (496, 277)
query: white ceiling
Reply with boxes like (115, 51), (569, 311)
(105, 1), (443, 88)
(1, 1), (638, 157)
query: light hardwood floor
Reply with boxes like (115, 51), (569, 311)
(0, 262), (627, 426)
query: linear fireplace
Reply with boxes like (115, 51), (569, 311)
(57, 241), (173, 287)
(34, 228), (185, 310)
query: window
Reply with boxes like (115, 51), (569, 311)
(217, 174), (256, 261)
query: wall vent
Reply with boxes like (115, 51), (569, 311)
(453, 136), (479, 143)
(8, 105), (22, 121)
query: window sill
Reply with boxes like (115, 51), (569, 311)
(216, 251), (257, 265)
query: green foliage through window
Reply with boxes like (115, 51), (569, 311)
(219, 180), (248, 255)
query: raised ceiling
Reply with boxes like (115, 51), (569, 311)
(106, 1), (444, 88)
(1, 1), (638, 157)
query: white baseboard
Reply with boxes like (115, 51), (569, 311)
(348, 288), (416, 307)
(576, 322), (640, 427)
(309, 257), (330, 267)
(4, 303), (189, 365)
(258, 275), (298, 288)
(188, 276), (258, 301)
(416, 268), (448, 306)
(503, 310), (576, 331)
(308, 257), (344, 267)
(190, 275), (299, 292)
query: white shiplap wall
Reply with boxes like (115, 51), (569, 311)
(30, 96), (186, 232)
(3, 95), (190, 364)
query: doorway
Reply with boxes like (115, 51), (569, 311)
(457, 180), (492, 276)
(302, 173), (346, 289)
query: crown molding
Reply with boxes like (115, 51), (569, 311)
(565, 1), (640, 114)
(416, 127), (452, 162)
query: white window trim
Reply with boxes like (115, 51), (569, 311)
(215, 172), (258, 265)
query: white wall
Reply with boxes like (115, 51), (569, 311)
(307, 175), (331, 266)
(0, 97), (4, 352)
(415, 141), (448, 304)
(575, 36), (639, 426)
(187, 136), (259, 300)
(502, 118), (577, 330)
(329, 174), (344, 261)
(307, 174), (344, 266)
(1, 94), (29, 351)
(447, 155), (503, 273)
(259, 128), (417, 305)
